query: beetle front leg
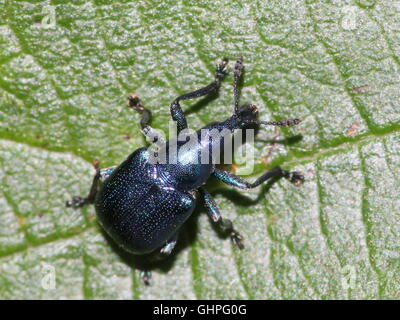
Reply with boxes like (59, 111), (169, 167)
(66, 162), (116, 208)
(199, 187), (244, 249)
(128, 93), (165, 145)
(170, 58), (228, 134)
(213, 166), (304, 189)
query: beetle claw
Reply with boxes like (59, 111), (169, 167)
(65, 196), (86, 208)
(289, 172), (305, 186)
(231, 232), (245, 250)
(127, 93), (144, 112)
(140, 270), (152, 286)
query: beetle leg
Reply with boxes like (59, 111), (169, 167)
(128, 93), (165, 145)
(139, 269), (152, 286)
(199, 187), (244, 250)
(170, 58), (229, 134)
(213, 166), (305, 189)
(128, 93), (151, 129)
(66, 162), (116, 208)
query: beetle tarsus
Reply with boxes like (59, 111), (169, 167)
(231, 231), (245, 250)
(216, 58), (229, 80)
(140, 270), (152, 286)
(128, 93), (152, 130)
(219, 217), (244, 249)
(128, 93), (144, 112)
(283, 171), (304, 186)
(65, 196), (89, 208)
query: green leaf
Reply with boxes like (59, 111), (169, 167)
(0, 0), (399, 299)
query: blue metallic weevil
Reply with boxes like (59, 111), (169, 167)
(66, 57), (304, 284)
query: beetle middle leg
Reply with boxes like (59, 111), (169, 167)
(213, 166), (304, 190)
(66, 162), (116, 208)
(170, 58), (229, 134)
(199, 187), (244, 249)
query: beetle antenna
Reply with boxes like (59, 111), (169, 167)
(233, 56), (244, 114)
(248, 119), (301, 127)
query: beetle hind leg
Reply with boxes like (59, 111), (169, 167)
(199, 187), (244, 250)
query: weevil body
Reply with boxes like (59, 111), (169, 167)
(67, 57), (303, 283)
